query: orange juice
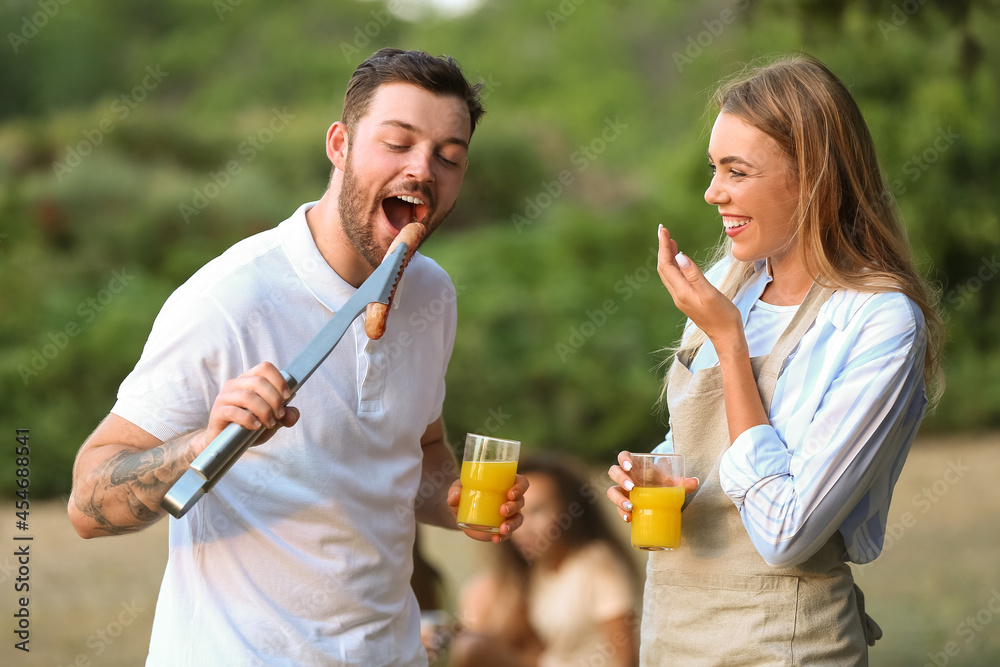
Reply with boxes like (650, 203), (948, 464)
(457, 460), (518, 532)
(631, 486), (685, 550)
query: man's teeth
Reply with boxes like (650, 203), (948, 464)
(723, 217), (751, 229)
(396, 195), (425, 206)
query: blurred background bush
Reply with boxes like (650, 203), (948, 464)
(1, 0), (998, 498)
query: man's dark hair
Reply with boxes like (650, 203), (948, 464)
(342, 48), (485, 138)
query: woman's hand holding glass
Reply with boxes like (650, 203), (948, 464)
(607, 451), (700, 524)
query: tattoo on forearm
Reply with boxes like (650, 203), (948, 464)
(75, 486), (136, 536)
(78, 444), (185, 534)
(124, 485), (163, 523)
(109, 448), (166, 488)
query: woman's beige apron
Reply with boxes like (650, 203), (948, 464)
(640, 283), (881, 666)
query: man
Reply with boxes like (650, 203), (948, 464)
(68, 48), (527, 666)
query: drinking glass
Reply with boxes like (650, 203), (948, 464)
(456, 434), (520, 533)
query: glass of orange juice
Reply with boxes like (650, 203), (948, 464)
(629, 453), (685, 551)
(457, 433), (520, 533)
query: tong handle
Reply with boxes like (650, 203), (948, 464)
(161, 371), (297, 518)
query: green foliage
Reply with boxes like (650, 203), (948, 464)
(1, 0), (998, 498)
(427, 204), (681, 459)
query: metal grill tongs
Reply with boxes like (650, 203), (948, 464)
(161, 222), (426, 519)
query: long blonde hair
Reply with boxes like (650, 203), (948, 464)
(667, 54), (944, 408)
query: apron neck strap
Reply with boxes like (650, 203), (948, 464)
(757, 281), (835, 411)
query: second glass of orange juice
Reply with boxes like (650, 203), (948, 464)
(457, 434), (520, 533)
(629, 453), (685, 551)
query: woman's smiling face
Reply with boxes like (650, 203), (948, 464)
(704, 112), (801, 269)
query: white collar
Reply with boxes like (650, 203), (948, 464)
(279, 201), (356, 313)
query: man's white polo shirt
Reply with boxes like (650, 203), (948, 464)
(113, 202), (456, 666)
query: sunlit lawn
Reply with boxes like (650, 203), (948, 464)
(16, 433), (999, 666)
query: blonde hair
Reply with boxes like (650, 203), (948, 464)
(665, 54), (944, 408)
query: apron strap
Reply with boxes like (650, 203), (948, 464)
(757, 281), (835, 412)
(853, 583), (884, 646)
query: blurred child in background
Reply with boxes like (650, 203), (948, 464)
(451, 455), (639, 667)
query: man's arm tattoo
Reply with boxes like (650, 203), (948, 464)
(77, 447), (179, 534)
(109, 448), (166, 489)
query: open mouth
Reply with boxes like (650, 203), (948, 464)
(381, 194), (429, 232)
(722, 215), (751, 237)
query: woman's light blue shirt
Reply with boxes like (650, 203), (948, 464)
(654, 260), (928, 567)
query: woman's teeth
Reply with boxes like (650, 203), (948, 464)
(723, 216), (751, 229)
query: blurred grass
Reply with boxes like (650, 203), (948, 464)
(11, 433), (998, 665)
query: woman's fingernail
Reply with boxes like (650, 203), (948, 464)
(623, 480), (635, 492)
(623, 513), (631, 523)
(623, 501), (633, 511)
(658, 223), (663, 235)
(622, 460), (632, 472)
(676, 252), (691, 269)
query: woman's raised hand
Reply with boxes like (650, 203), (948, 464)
(656, 225), (742, 346)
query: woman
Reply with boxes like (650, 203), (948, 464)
(454, 455), (639, 667)
(607, 54), (943, 665)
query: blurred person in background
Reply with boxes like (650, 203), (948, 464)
(412, 530), (457, 662)
(607, 54), (944, 665)
(453, 454), (639, 667)
(67, 48), (527, 666)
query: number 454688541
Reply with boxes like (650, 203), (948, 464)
(15, 429), (30, 523)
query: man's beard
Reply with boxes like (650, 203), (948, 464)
(338, 155), (453, 269)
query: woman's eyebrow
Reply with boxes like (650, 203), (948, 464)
(706, 150), (755, 169)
